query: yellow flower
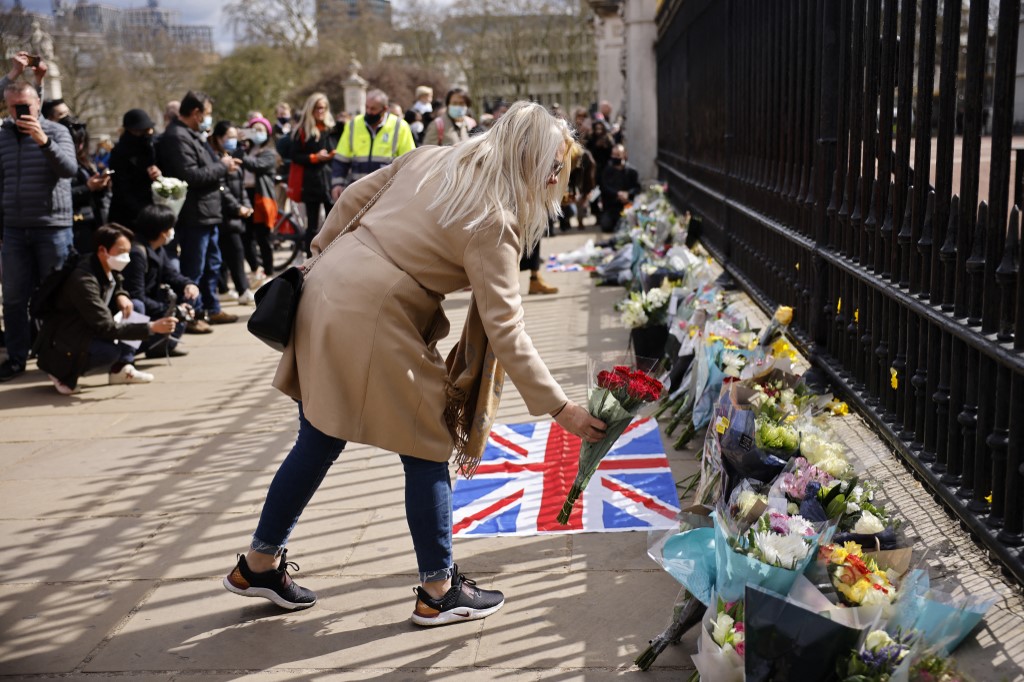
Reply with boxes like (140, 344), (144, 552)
(831, 547), (849, 564)
(794, 262), (800, 271)
(770, 339), (798, 362)
(986, 492), (993, 504)
(774, 306), (794, 325)
(854, 309), (859, 324)
(842, 541), (863, 557)
(689, 326), (698, 338)
(836, 298), (842, 314)
(890, 368), (899, 390)
(829, 401), (849, 416)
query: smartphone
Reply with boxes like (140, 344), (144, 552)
(104, 169), (116, 176)
(26, 55), (40, 67)
(14, 104), (30, 120)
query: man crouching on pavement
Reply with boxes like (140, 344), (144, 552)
(34, 223), (178, 395)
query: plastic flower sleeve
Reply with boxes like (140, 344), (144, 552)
(743, 583), (864, 682)
(713, 514), (821, 603)
(692, 590), (745, 682)
(886, 582), (997, 655)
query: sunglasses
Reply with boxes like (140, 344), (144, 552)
(548, 160), (565, 181)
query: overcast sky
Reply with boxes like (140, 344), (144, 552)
(13, 0), (234, 53)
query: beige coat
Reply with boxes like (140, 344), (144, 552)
(273, 146), (568, 461)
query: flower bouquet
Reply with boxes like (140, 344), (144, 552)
(691, 593), (745, 682)
(836, 629), (914, 682)
(152, 176), (188, 218)
(743, 583), (864, 682)
(556, 362), (663, 524)
(819, 541), (900, 608)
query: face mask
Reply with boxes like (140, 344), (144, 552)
(610, 157), (624, 166)
(199, 115), (212, 132)
(410, 121), (424, 135)
(223, 138), (238, 152)
(251, 131), (268, 146)
(106, 252), (131, 272)
(166, 228), (175, 243)
(448, 105), (466, 120)
(277, 117), (289, 126)
(364, 111), (382, 126)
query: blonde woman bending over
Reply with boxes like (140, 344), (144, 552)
(223, 101), (607, 626)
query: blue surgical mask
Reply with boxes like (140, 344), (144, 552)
(200, 115), (212, 132)
(223, 138), (238, 152)
(251, 131), (268, 146)
(448, 105), (466, 120)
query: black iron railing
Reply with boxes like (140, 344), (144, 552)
(656, 0), (1024, 583)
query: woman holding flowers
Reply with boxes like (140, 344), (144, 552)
(224, 102), (607, 626)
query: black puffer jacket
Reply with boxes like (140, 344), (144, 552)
(0, 117), (77, 228)
(34, 254), (151, 387)
(156, 119), (226, 227)
(220, 163), (251, 235)
(123, 242), (194, 318)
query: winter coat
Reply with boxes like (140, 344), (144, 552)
(123, 242), (194, 318)
(156, 118), (227, 227)
(219, 162), (251, 235)
(0, 117), (77, 228)
(241, 145), (278, 227)
(291, 124), (339, 205)
(35, 254), (151, 387)
(420, 111), (474, 147)
(108, 133), (157, 228)
(273, 146), (568, 461)
(71, 164), (107, 231)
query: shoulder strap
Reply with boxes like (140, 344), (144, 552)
(435, 116), (444, 139)
(303, 171), (397, 273)
(390, 116), (400, 157)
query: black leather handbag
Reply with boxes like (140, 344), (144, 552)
(247, 266), (304, 351)
(246, 174), (397, 351)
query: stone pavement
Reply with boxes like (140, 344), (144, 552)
(0, 230), (1021, 680)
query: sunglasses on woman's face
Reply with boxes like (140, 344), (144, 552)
(548, 160), (564, 182)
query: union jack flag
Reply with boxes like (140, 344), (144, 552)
(452, 417), (680, 536)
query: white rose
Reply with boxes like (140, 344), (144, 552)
(711, 613), (735, 647)
(853, 510), (885, 535)
(845, 501), (861, 514)
(865, 630), (895, 652)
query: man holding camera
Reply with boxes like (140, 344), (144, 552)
(34, 223), (178, 395)
(0, 76), (78, 382)
(122, 204), (201, 357)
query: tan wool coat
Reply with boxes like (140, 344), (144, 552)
(273, 145), (568, 462)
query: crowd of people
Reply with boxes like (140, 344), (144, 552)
(0, 50), (637, 395)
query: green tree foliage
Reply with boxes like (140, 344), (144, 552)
(202, 45), (301, 125)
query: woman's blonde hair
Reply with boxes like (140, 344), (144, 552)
(295, 92), (334, 142)
(418, 100), (574, 254)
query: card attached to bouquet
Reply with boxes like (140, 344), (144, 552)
(451, 418), (680, 536)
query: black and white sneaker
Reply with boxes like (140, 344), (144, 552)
(411, 565), (505, 626)
(222, 550), (317, 610)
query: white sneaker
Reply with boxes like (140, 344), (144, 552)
(49, 374), (80, 395)
(220, 289), (239, 301)
(108, 365), (154, 385)
(237, 289), (256, 306)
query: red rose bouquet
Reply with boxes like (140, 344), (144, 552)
(557, 363), (663, 524)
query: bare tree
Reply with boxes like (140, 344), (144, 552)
(224, 0), (318, 56)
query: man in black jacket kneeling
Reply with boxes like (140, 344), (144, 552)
(34, 223), (178, 395)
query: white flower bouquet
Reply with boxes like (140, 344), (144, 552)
(152, 177), (188, 218)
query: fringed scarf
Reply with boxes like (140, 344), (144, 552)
(444, 295), (505, 478)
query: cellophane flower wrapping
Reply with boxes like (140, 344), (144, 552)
(152, 177), (188, 218)
(693, 591), (745, 682)
(715, 491), (828, 603)
(744, 583), (864, 682)
(885, 582), (998, 655)
(556, 357), (663, 524)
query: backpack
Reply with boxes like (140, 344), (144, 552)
(30, 250), (81, 319)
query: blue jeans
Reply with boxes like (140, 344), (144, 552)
(252, 403), (455, 583)
(84, 338), (135, 374)
(1, 226), (73, 365)
(177, 225), (222, 315)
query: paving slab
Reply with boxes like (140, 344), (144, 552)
(0, 580), (152, 675)
(83, 576), (484, 673)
